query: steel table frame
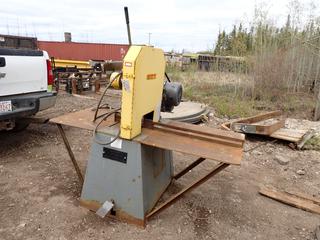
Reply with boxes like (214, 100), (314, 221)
(50, 108), (243, 226)
(55, 121), (230, 226)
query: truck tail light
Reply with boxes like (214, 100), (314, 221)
(46, 59), (54, 92)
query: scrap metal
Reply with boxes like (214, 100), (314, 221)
(222, 110), (315, 149)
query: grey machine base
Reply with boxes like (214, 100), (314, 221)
(80, 130), (173, 225)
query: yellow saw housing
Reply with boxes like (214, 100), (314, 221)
(120, 46), (166, 139)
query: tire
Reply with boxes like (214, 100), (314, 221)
(12, 121), (30, 132)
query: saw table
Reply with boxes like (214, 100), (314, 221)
(50, 45), (245, 227)
(50, 107), (244, 226)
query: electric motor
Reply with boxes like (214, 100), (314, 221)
(161, 82), (182, 112)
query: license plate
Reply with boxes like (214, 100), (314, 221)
(0, 100), (12, 112)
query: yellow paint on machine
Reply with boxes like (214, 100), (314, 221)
(120, 46), (166, 139)
(51, 59), (91, 69)
(110, 71), (122, 89)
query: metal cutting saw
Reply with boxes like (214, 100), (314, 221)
(50, 7), (245, 227)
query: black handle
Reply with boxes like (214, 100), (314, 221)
(0, 57), (5, 67)
(124, 6), (132, 45)
(124, 7), (130, 24)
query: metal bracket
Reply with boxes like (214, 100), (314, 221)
(146, 160), (229, 219)
(56, 123), (84, 185)
(96, 200), (114, 218)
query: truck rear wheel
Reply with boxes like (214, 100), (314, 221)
(12, 121), (30, 132)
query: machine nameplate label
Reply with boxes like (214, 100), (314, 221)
(103, 148), (127, 164)
(124, 62), (132, 67)
(146, 74), (156, 80)
(122, 79), (130, 92)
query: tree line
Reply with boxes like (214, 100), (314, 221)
(212, 0), (320, 99)
(213, 15), (320, 57)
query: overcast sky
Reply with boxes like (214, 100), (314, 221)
(0, 0), (318, 52)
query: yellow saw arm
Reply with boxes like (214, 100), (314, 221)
(120, 45), (166, 139)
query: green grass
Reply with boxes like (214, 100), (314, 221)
(183, 84), (257, 118)
(304, 136), (320, 151)
(167, 67), (316, 119)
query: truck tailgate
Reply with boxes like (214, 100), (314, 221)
(0, 49), (48, 96)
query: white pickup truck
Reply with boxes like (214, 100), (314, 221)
(0, 47), (57, 131)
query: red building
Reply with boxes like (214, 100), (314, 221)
(37, 40), (129, 61)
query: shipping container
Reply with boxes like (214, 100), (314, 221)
(37, 41), (129, 61)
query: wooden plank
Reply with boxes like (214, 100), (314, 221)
(231, 111), (282, 124)
(297, 129), (316, 149)
(270, 128), (308, 143)
(266, 119), (286, 134)
(284, 190), (320, 206)
(259, 187), (320, 215)
(220, 122), (231, 131)
(222, 111), (314, 144)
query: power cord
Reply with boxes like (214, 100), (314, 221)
(93, 72), (122, 145)
(93, 71), (122, 122)
(93, 109), (121, 145)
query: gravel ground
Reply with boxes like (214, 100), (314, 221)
(0, 92), (319, 240)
